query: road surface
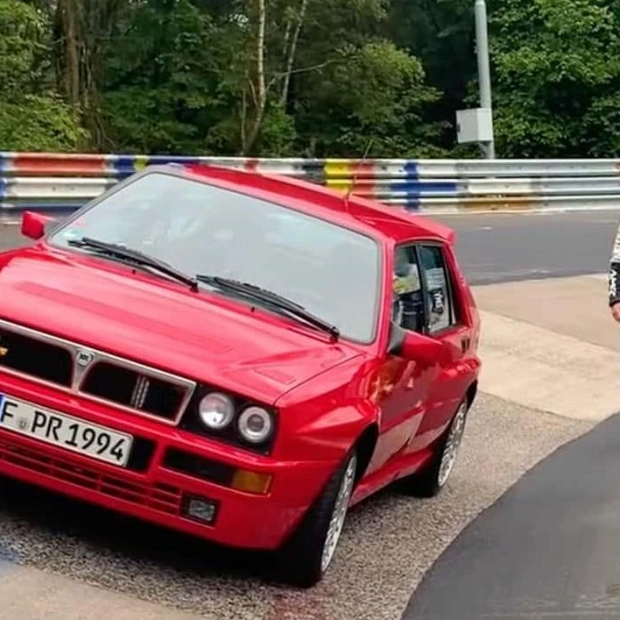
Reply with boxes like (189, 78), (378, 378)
(439, 210), (618, 284)
(403, 411), (620, 620)
(4, 209), (618, 284)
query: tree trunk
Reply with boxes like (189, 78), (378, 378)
(281, 0), (309, 107)
(58, 0), (81, 105)
(243, 0), (267, 155)
(55, 0), (124, 149)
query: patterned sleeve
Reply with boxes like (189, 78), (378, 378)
(609, 223), (620, 307)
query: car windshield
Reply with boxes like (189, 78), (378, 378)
(47, 171), (381, 343)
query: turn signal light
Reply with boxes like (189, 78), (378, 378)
(231, 469), (273, 495)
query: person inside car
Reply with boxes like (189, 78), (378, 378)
(393, 246), (424, 332)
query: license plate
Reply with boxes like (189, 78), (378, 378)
(0, 394), (133, 467)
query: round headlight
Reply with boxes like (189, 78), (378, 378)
(198, 392), (235, 430)
(237, 406), (273, 444)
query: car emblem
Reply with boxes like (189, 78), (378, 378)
(76, 349), (95, 367)
(0, 346), (7, 357)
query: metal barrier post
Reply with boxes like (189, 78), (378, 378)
(474, 0), (495, 159)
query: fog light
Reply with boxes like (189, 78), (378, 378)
(231, 470), (273, 495)
(184, 496), (218, 524)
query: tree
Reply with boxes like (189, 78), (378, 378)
(53, 0), (125, 147)
(295, 40), (444, 157)
(4, 0), (620, 159)
(488, 0), (620, 157)
(0, 0), (86, 151)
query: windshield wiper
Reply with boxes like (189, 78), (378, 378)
(196, 275), (340, 341)
(68, 236), (199, 292)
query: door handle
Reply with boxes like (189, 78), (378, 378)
(461, 337), (470, 353)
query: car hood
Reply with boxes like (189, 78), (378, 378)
(0, 247), (362, 404)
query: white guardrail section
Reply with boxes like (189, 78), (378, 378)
(1, 153), (620, 216)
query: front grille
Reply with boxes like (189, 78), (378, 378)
(0, 319), (195, 425)
(82, 362), (185, 421)
(0, 436), (182, 516)
(0, 327), (72, 387)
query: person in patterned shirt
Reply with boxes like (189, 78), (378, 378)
(609, 225), (620, 321)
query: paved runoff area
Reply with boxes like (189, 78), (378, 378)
(0, 214), (619, 619)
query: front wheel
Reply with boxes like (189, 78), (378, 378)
(276, 450), (357, 588)
(407, 399), (469, 498)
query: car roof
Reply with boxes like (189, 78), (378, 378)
(150, 163), (455, 246)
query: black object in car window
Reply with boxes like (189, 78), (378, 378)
(419, 245), (455, 333)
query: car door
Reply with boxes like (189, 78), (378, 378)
(406, 241), (474, 453)
(365, 243), (440, 473)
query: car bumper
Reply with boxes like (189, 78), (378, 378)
(0, 372), (336, 550)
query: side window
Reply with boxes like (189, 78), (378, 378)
(392, 245), (425, 333)
(419, 244), (457, 334)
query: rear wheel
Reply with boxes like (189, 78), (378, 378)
(277, 450), (357, 588)
(408, 399), (469, 498)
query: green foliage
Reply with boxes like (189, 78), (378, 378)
(0, 0), (87, 151)
(2, 0), (620, 157)
(0, 95), (88, 151)
(489, 0), (620, 156)
(295, 40), (445, 157)
(0, 0), (44, 91)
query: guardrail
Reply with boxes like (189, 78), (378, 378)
(2, 152), (620, 217)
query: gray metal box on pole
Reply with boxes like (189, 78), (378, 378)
(456, 108), (493, 144)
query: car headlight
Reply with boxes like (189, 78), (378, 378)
(198, 392), (235, 430)
(237, 406), (273, 444)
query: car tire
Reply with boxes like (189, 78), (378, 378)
(276, 450), (358, 588)
(407, 398), (469, 498)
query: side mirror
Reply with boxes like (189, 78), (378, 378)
(400, 330), (449, 366)
(21, 211), (54, 240)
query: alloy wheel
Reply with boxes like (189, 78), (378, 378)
(437, 402), (467, 488)
(320, 454), (357, 573)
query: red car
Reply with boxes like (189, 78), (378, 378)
(0, 164), (480, 587)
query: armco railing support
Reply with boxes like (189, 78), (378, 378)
(1, 153), (620, 218)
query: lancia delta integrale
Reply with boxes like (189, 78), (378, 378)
(0, 164), (480, 587)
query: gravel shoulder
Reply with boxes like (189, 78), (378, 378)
(0, 393), (591, 620)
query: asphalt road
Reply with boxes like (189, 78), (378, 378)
(0, 225), (28, 251)
(435, 210), (620, 284)
(4, 209), (619, 284)
(403, 411), (620, 620)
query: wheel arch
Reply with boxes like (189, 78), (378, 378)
(353, 423), (379, 482)
(466, 379), (478, 410)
